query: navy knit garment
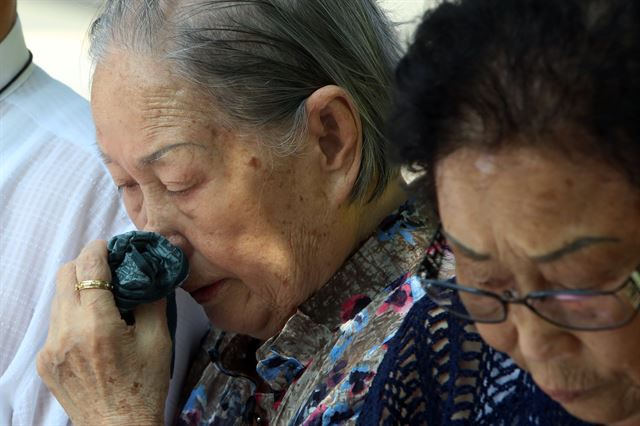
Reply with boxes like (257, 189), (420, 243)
(359, 296), (597, 425)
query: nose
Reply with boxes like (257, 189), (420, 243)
(511, 305), (580, 363)
(141, 197), (194, 259)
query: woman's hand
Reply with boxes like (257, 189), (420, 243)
(37, 240), (171, 426)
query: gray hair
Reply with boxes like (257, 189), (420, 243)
(89, 0), (401, 202)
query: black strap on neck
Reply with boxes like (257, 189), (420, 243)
(0, 50), (33, 95)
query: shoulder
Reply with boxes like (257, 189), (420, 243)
(359, 297), (483, 424)
(3, 65), (96, 150)
(2, 64), (114, 198)
(0, 65), (131, 426)
(359, 297), (595, 426)
(273, 273), (432, 424)
(1, 65), (131, 261)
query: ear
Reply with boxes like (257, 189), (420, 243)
(305, 85), (363, 205)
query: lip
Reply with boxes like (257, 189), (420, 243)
(188, 279), (228, 304)
(539, 386), (589, 404)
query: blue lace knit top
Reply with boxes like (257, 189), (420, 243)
(359, 295), (597, 425)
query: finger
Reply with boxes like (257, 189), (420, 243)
(46, 263), (80, 342)
(36, 351), (72, 410)
(74, 240), (116, 308)
(134, 299), (171, 353)
(55, 262), (79, 305)
(75, 240), (111, 282)
(135, 298), (169, 336)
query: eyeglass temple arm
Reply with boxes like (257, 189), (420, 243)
(628, 269), (640, 309)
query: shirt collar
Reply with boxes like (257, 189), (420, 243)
(0, 18), (31, 94)
(297, 200), (437, 329)
(255, 199), (440, 390)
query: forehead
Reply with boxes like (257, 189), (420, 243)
(435, 146), (640, 251)
(92, 51), (176, 107)
(91, 52), (220, 154)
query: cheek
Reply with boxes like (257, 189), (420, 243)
(476, 322), (518, 356)
(580, 323), (640, 381)
(185, 196), (269, 271)
(623, 322), (640, 383)
(123, 193), (145, 228)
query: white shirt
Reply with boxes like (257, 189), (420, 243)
(0, 19), (209, 425)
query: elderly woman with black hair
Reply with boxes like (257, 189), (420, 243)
(359, 0), (640, 425)
(34, 0), (453, 425)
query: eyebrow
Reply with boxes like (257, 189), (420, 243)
(96, 142), (112, 164)
(530, 236), (620, 263)
(442, 230), (492, 261)
(442, 231), (620, 264)
(96, 142), (205, 167)
(139, 142), (205, 166)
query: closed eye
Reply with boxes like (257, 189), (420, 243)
(165, 183), (199, 198)
(117, 182), (139, 195)
(166, 187), (193, 197)
(164, 176), (204, 198)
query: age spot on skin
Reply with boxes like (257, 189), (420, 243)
(248, 157), (261, 169)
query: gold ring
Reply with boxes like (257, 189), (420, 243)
(75, 280), (113, 291)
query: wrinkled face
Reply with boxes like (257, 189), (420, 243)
(91, 53), (357, 339)
(436, 144), (640, 425)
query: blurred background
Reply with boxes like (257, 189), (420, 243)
(18, 0), (435, 99)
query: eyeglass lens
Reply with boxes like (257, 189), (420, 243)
(425, 280), (637, 329)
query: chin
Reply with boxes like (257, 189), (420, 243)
(560, 397), (638, 426)
(203, 305), (278, 340)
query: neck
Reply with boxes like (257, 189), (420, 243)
(255, 178), (408, 340)
(0, 2), (17, 42)
(612, 411), (640, 426)
(354, 177), (408, 243)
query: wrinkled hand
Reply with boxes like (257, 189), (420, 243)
(37, 241), (171, 426)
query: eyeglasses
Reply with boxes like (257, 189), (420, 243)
(420, 267), (640, 331)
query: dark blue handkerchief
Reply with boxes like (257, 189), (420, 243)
(107, 231), (189, 376)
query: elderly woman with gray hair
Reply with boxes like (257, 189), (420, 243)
(36, 0), (450, 424)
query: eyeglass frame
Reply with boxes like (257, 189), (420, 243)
(420, 267), (640, 332)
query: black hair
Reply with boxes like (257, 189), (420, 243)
(390, 0), (640, 192)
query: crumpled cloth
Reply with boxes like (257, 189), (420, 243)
(107, 231), (189, 376)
